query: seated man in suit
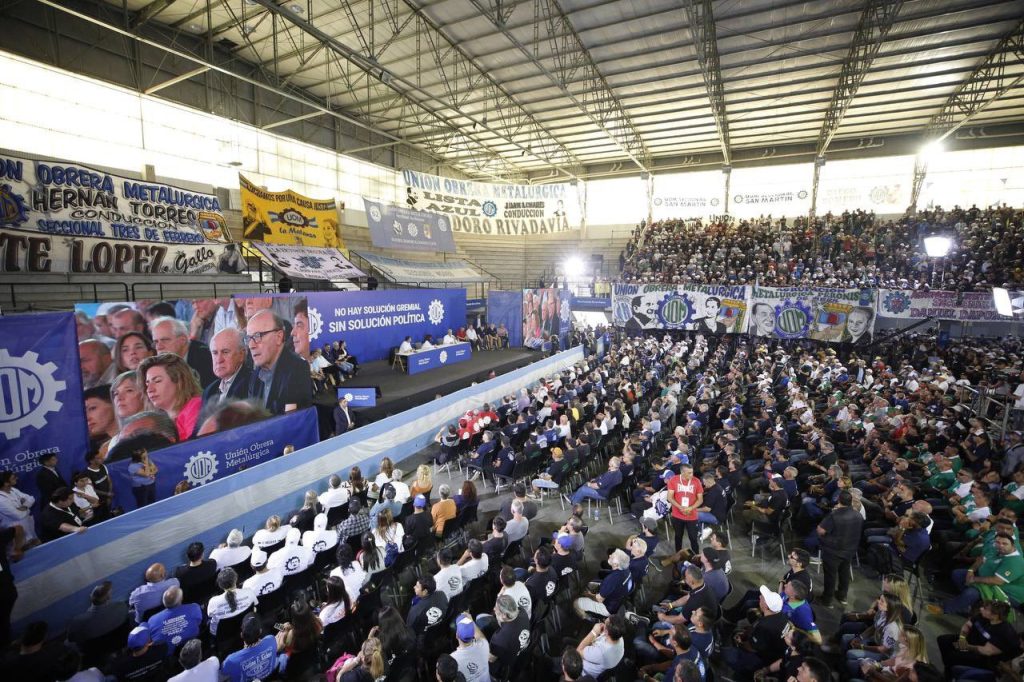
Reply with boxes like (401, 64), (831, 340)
(245, 310), (312, 415)
(199, 328), (262, 426)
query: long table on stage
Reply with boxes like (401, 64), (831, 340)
(399, 342), (472, 375)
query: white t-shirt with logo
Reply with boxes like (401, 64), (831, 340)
(435, 565), (465, 600)
(501, 581), (532, 618)
(453, 640), (492, 682)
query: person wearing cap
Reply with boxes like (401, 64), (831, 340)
(267, 526), (314, 576)
(242, 547), (283, 597)
(369, 483), (403, 524)
(209, 529), (251, 572)
(66, 580), (130, 646)
(108, 624), (168, 681)
(432, 484), (458, 536)
(302, 512), (338, 556)
(551, 533), (578, 578)
(405, 494), (434, 548)
(168, 638), (219, 682)
(721, 586), (789, 675)
(452, 615), (491, 682)
(221, 613), (282, 682)
(146, 585), (203, 655)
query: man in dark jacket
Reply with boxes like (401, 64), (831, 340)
(817, 490), (864, 606)
(245, 310), (312, 415)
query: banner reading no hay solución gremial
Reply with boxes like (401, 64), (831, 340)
(401, 169), (580, 237)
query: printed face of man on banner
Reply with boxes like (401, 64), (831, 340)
(750, 302), (776, 336)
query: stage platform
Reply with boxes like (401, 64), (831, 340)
(312, 348), (543, 430)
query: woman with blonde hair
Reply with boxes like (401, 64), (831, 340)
(105, 371), (146, 452)
(252, 514), (291, 549)
(290, 490), (322, 534)
(852, 625), (927, 682)
(410, 464), (433, 500)
(139, 353), (202, 441)
(333, 636), (384, 682)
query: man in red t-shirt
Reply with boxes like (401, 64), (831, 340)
(667, 463), (704, 553)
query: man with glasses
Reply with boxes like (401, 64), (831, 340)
(244, 310), (311, 415)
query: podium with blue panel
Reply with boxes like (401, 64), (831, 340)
(399, 342), (472, 375)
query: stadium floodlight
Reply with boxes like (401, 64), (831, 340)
(564, 256), (584, 279)
(992, 288), (1013, 317)
(919, 140), (944, 160)
(923, 236), (952, 258)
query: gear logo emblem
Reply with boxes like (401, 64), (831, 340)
(308, 306), (324, 341)
(0, 349), (66, 440)
(427, 299), (445, 325)
(368, 204), (382, 222)
(184, 450), (219, 486)
(439, 350), (448, 364)
(773, 299), (812, 339)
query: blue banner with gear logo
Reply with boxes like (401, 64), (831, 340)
(305, 288), (467, 363)
(363, 197), (457, 253)
(0, 311), (86, 510)
(104, 407), (319, 511)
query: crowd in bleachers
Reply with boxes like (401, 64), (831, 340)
(4, 318), (1024, 682)
(619, 205), (1024, 290)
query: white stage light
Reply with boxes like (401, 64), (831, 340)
(564, 256), (584, 279)
(920, 140), (944, 160)
(923, 236), (952, 258)
(993, 288), (1013, 317)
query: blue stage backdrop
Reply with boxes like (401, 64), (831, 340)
(0, 312), (87, 507)
(487, 290), (523, 347)
(306, 289), (466, 362)
(105, 408), (319, 511)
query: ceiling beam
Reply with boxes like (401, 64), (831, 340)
(466, 0), (650, 173)
(910, 16), (1024, 209)
(682, 0), (730, 166)
(815, 0), (904, 157)
(131, 0), (178, 29)
(143, 65), (210, 94)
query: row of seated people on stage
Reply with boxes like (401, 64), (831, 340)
(7, 327), (1024, 682)
(618, 204), (1024, 290)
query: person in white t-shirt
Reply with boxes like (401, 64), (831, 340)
(495, 567), (531, 618)
(578, 615), (626, 678)
(242, 549), (283, 597)
(268, 527), (314, 576)
(458, 539), (489, 582)
(442, 329), (457, 345)
(330, 544), (367, 606)
(302, 513), (338, 556)
(451, 616), (491, 682)
(206, 568), (257, 635)
(252, 515), (290, 549)
(168, 639), (219, 682)
(398, 336), (414, 354)
(420, 335), (435, 350)
(319, 474), (350, 512)
(209, 529), (251, 571)
(389, 470), (411, 505)
(433, 548), (464, 600)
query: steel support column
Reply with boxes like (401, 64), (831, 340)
(910, 18), (1024, 210)
(683, 0), (730, 167)
(810, 0), (903, 217)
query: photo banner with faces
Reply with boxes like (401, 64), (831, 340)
(522, 288), (572, 350)
(611, 283), (750, 334)
(877, 289), (1024, 321)
(747, 286), (877, 344)
(401, 169), (581, 237)
(0, 153), (229, 244)
(75, 297), (313, 465)
(239, 174), (343, 248)
(0, 311), (87, 507)
(362, 197), (457, 253)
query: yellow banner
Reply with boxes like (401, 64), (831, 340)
(239, 175), (344, 248)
